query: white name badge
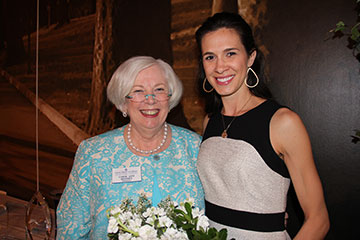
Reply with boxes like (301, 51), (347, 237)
(112, 166), (142, 183)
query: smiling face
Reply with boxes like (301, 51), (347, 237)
(125, 64), (170, 132)
(201, 28), (256, 100)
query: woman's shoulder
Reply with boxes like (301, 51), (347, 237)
(170, 124), (201, 142)
(271, 107), (304, 133)
(81, 126), (125, 146)
(169, 124), (202, 155)
(258, 99), (287, 112)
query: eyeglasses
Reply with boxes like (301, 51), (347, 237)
(126, 89), (172, 102)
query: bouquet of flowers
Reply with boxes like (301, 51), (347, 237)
(107, 194), (227, 240)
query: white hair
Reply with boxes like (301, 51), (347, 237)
(107, 56), (183, 113)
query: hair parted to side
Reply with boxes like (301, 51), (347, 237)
(195, 12), (272, 114)
(107, 56), (183, 113)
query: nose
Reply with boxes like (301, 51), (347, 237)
(215, 57), (228, 74)
(144, 94), (156, 104)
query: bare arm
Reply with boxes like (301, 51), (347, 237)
(271, 108), (330, 239)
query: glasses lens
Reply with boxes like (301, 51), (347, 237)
(126, 91), (171, 102)
(155, 92), (170, 101)
(130, 94), (144, 102)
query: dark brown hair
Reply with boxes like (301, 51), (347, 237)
(195, 12), (272, 114)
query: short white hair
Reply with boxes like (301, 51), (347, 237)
(107, 56), (183, 113)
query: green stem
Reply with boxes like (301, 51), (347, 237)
(351, 22), (360, 31)
(118, 221), (139, 237)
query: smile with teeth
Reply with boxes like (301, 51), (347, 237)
(216, 75), (234, 84)
(140, 109), (159, 116)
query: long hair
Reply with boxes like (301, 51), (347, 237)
(195, 12), (272, 114)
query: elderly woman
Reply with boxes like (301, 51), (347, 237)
(56, 56), (204, 239)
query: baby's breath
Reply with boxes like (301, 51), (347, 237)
(107, 195), (227, 240)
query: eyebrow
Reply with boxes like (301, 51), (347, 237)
(131, 83), (167, 89)
(224, 47), (240, 52)
(203, 47), (240, 56)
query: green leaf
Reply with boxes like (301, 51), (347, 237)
(184, 213), (192, 222)
(207, 228), (217, 237)
(334, 21), (346, 32)
(355, 129), (360, 137)
(217, 229), (228, 240)
(185, 202), (193, 217)
(351, 129), (360, 144)
(173, 209), (185, 215)
(192, 231), (211, 240)
(175, 216), (186, 223)
(182, 223), (196, 230)
(107, 233), (119, 240)
(351, 23), (360, 40)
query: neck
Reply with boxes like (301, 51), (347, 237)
(126, 122), (168, 155)
(222, 92), (254, 116)
(128, 122), (165, 144)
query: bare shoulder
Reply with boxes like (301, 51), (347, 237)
(270, 107), (310, 156)
(271, 107), (305, 132)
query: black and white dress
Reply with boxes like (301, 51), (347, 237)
(197, 100), (291, 240)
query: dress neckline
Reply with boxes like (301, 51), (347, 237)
(221, 99), (269, 118)
(121, 123), (174, 158)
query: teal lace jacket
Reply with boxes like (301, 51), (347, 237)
(56, 124), (204, 239)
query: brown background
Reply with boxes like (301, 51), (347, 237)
(262, 0), (360, 238)
(0, 0), (359, 239)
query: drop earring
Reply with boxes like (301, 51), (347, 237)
(203, 78), (214, 93)
(245, 67), (259, 88)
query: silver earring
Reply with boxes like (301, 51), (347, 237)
(122, 112), (127, 118)
(245, 67), (259, 88)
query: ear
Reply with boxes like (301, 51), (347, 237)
(247, 50), (257, 68)
(119, 103), (128, 114)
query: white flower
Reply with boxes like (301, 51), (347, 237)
(118, 232), (132, 240)
(196, 215), (210, 231)
(192, 207), (204, 218)
(107, 196), (221, 240)
(160, 227), (189, 240)
(177, 204), (186, 213)
(176, 231), (189, 240)
(172, 201), (178, 207)
(110, 206), (122, 215)
(107, 217), (119, 233)
(138, 225), (158, 239)
(143, 206), (156, 218)
(128, 218), (142, 231)
(119, 211), (135, 223)
(153, 207), (166, 216)
(185, 197), (195, 207)
(145, 216), (155, 226)
(158, 215), (173, 228)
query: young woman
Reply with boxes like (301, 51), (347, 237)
(195, 12), (329, 239)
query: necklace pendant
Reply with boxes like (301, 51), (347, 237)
(221, 130), (228, 138)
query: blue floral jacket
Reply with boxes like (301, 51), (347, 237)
(56, 124), (204, 239)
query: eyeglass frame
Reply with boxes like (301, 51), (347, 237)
(125, 92), (172, 102)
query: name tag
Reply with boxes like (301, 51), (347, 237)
(112, 166), (141, 183)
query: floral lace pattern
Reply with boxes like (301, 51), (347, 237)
(56, 124), (204, 240)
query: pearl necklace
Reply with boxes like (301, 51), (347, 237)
(127, 122), (168, 154)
